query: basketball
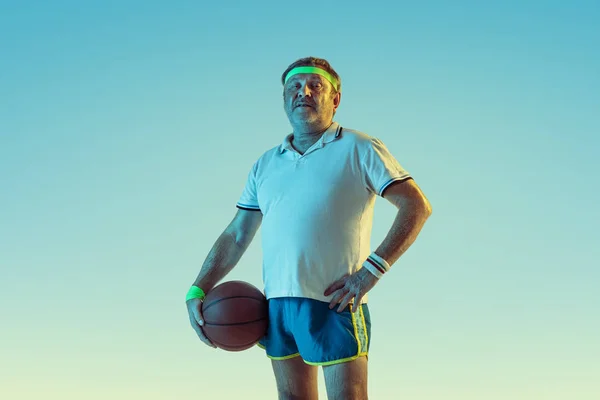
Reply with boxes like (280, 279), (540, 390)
(201, 280), (269, 351)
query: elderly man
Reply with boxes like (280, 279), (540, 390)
(186, 57), (432, 400)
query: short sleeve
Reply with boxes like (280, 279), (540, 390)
(236, 162), (261, 212)
(362, 138), (412, 196)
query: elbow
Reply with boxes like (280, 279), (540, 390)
(398, 196), (431, 221)
(413, 195), (432, 220)
(423, 198), (432, 217)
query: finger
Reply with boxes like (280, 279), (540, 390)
(189, 316), (217, 348)
(194, 319), (217, 348)
(337, 291), (356, 313)
(198, 329), (217, 348)
(328, 288), (346, 308)
(195, 305), (205, 326)
(351, 294), (363, 313)
(324, 281), (344, 296)
(188, 301), (217, 348)
(328, 288), (347, 309)
(324, 275), (348, 296)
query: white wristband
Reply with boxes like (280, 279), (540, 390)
(362, 252), (391, 279)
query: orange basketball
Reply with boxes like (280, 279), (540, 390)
(201, 281), (268, 351)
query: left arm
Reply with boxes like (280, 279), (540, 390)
(325, 178), (432, 311)
(374, 178), (432, 266)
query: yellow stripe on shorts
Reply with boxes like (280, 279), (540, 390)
(351, 305), (369, 356)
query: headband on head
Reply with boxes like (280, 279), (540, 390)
(284, 66), (339, 91)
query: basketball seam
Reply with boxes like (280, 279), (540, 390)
(202, 296), (265, 312)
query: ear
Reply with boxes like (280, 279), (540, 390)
(332, 91), (341, 111)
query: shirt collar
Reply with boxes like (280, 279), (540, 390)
(279, 122), (342, 154)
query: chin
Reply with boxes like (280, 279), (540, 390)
(297, 117), (319, 125)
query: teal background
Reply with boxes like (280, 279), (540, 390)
(1, 1), (598, 399)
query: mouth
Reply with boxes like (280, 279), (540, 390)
(295, 104), (313, 109)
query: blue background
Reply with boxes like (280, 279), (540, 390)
(1, 1), (598, 398)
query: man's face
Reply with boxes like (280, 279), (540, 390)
(283, 73), (340, 126)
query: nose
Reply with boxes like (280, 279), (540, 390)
(296, 83), (312, 99)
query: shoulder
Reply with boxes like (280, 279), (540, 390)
(338, 126), (385, 152)
(247, 143), (284, 174)
(258, 143), (283, 160)
(339, 126), (372, 142)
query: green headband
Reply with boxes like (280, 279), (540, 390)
(284, 66), (339, 91)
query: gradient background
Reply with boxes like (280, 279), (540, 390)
(1, 1), (598, 399)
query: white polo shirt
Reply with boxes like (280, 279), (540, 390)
(236, 122), (411, 304)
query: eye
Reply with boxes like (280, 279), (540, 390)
(285, 83), (299, 93)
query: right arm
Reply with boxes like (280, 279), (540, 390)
(187, 208), (262, 347)
(191, 208), (263, 292)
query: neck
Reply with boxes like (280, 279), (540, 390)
(291, 120), (333, 140)
(289, 121), (333, 154)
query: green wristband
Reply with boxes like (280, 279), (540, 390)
(186, 285), (206, 302)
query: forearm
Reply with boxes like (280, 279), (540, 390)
(374, 200), (431, 267)
(192, 231), (248, 292)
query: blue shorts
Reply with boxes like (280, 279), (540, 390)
(257, 297), (371, 366)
